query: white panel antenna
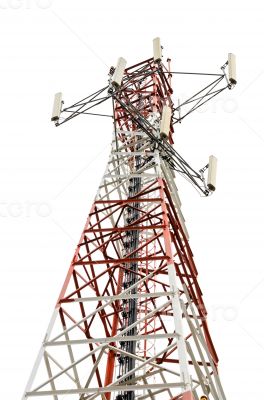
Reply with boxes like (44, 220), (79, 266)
(207, 155), (218, 191)
(112, 57), (127, 87)
(160, 105), (172, 139)
(228, 53), (237, 85)
(51, 92), (63, 122)
(153, 37), (162, 62)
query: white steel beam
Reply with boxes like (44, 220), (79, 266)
(21, 309), (59, 400)
(44, 333), (178, 346)
(27, 383), (184, 396)
(168, 264), (192, 390)
(69, 290), (174, 302)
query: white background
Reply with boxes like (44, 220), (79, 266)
(0, 0), (263, 399)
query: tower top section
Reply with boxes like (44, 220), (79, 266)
(50, 38), (236, 196)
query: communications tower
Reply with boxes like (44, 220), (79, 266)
(22, 38), (236, 400)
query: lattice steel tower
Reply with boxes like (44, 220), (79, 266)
(22, 38), (236, 400)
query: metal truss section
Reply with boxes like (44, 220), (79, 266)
(22, 130), (225, 400)
(23, 52), (230, 400)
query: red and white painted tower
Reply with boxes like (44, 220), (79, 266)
(22, 39), (236, 400)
